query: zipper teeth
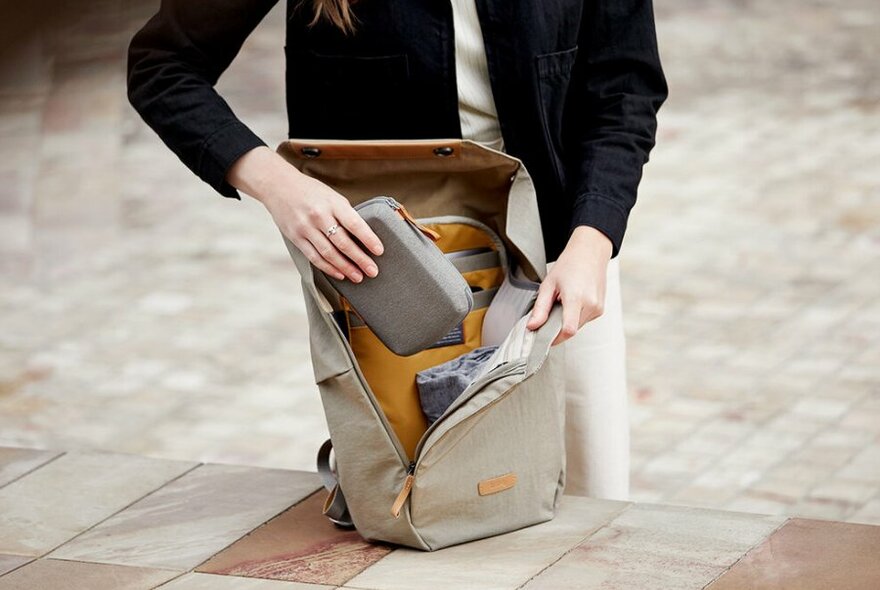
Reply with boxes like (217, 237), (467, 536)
(414, 365), (529, 477)
(405, 215), (516, 462)
(323, 301), (411, 469)
(411, 357), (528, 465)
(381, 195), (400, 209)
(387, 199), (474, 314)
(336, 205), (522, 477)
(400, 364), (528, 523)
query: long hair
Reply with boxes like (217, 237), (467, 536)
(308, 0), (360, 35)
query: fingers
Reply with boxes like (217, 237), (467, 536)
(552, 285), (606, 346)
(527, 279), (557, 331)
(305, 228), (366, 282)
(553, 290), (582, 346)
(326, 223), (379, 278)
(308, 199), (384, 281)
(294, 236), (345, 280)
(271, 179), (385, 281)
(334, 204), (384, 257)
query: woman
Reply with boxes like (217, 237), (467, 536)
(127, 0), (667, 500)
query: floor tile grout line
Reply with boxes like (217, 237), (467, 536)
(0, 556), (36, 580)
(698, 516), (791, 590)
(336, 501), (635, 590)
(40, 461), (204, 561)
(150, 569), (190, 589)
(0, 448), (66, 491)
(0, 556), (184, 583)
(513, 501), (635, 589)
(191, 483), (325, 574)
(1, 469), (323, 587)
(336, 541), (401, 587)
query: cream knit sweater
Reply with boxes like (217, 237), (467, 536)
(450, 0), (505, 152)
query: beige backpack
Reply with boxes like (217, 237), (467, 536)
(277, 138), (567, 551)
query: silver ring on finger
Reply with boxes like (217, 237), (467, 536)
(325, 223), (339, 238)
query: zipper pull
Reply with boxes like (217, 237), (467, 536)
(386, 199), (441, 242)
(391, 461), (416, 518)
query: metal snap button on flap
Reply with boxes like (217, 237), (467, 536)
(433, 146), (454, 157)
(301, 146), (322, 158)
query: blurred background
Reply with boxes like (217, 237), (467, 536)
(0, 0), (878, 524)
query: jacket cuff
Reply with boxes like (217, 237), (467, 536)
(568, 193), (629, 259)
(198, 120), (268, 200)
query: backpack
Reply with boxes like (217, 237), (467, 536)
(277, 138), (567, 551)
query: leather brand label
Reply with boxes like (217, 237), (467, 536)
(478, 472), (517, 496)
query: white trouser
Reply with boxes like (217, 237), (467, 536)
(521, 257), (630, 500)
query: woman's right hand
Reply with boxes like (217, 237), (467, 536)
(226, 146), (384, 283)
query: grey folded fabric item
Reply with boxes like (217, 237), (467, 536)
(416, 345), (499, 424)
(481, 260), (540, 347)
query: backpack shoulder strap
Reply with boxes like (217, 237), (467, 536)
(316, 438), (355, 528)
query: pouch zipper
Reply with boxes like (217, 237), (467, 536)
(377, 196), (442, 241)
(380, 203), (508, 299)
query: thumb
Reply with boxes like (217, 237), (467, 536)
(526, 279), (557, 331)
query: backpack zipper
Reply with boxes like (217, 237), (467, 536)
(391, 460), (417, 518)
(390, 358), (528, 518)
(410, 365), (529, 475)
(383, 206), (524, 518)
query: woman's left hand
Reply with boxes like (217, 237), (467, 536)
(526, 225), (613, 346)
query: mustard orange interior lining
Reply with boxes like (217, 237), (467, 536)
(345, 221), (506, 461)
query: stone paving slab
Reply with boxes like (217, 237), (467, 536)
(49, 463), (322, 570)
(0, 450), (196, 556)
(0, 555), (31, 577)
(706, 518), (880, 590)
(0, 447), (60, 488)
(344, 497), (628, 590)
(521, 503), (785, 589)
(196, 490), (394, 586)
(0, 558), (178, 590)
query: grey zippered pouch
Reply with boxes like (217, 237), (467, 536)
(321, 196), (474, 356)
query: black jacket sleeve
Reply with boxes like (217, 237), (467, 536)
(127, 0), (279, 200)
(562, 0), (668, 258)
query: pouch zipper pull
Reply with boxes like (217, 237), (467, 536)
(391, 460), (416, 518)
(383, 197), (441, 242)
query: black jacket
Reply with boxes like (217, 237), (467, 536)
(127, 0), (667, 261)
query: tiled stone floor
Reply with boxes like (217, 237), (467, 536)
(2, 445), (880, 589)
(0, 0), (879, 530)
